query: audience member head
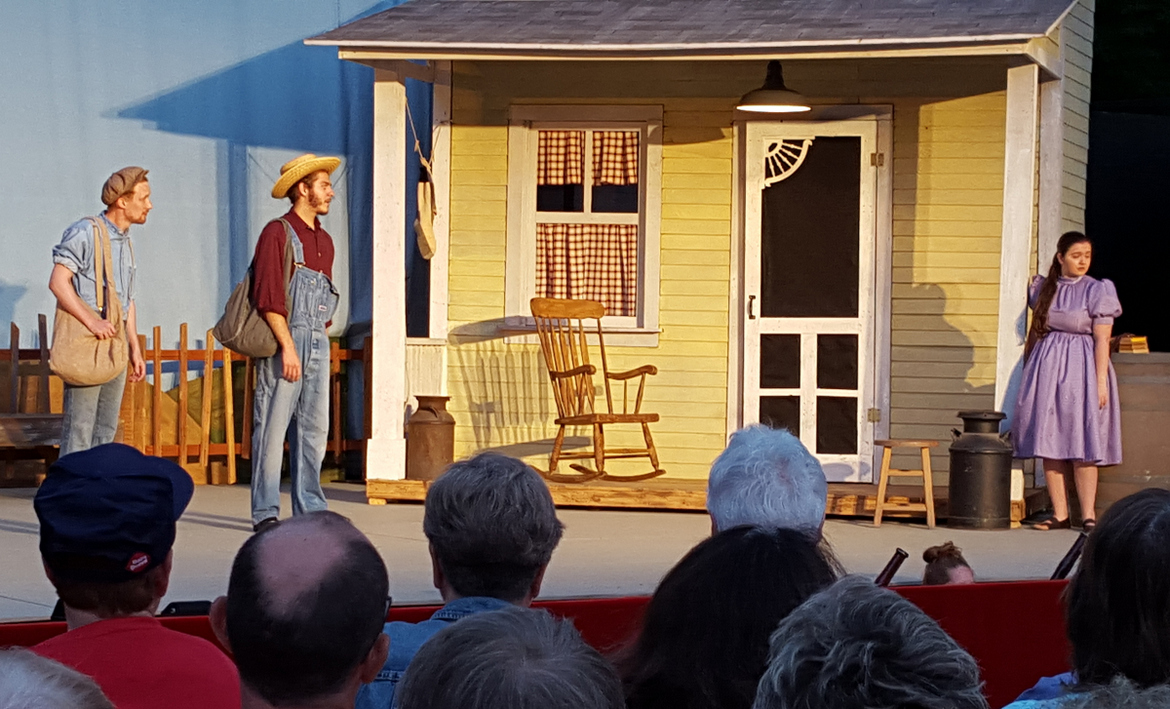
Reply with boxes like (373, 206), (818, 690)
(1067, 487), (1170, 689)
(424, 453), (564, 604)
(34, 444), (193, 622)
(0, 648), (114, 709)
(1065, 676), (1170, 708)
(211, 511), (390, 708)
(922, 541), (974, 585)
(397, 606), (624, 709)
(707, 426), (827, 534)
(754, 576), (988, 709)
(617, 526), (839, 709)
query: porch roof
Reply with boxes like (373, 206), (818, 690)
(307, 0), (1076, 60)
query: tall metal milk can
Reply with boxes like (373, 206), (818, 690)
(406, 395), (456, 481)
(948, 410), (1013, 529)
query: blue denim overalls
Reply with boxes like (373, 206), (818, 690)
(250, 220), (339, 524)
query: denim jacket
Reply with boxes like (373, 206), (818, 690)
(354, 597), (512, 709)
(52, 213), (135, 312)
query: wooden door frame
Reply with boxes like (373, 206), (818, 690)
(726, 106), (894, 480)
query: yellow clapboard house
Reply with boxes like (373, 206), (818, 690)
(310, 0), (1095, 509)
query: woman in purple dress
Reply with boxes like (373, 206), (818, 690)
(1013, 231), (1122, 531)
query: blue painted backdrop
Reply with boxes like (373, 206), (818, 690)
(1, 0), (430, 347)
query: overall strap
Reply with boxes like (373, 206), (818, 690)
(277, 218), (306, 266)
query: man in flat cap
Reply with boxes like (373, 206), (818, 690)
(249, 154), (341, 532)
(49, 167), (150, 455)
(32, 443), (240, 709)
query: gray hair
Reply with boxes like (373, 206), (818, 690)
(424, 453), (564, 602)
(1066, 677), (1170, 708)
(753, 576), (989, 709)
(397, 606), (624, 709)
(0, 648), (114, 709)
(707, 426), (827, 533)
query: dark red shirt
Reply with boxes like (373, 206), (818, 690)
(252, 210), (335, 317)
(33, 616), (241, 709)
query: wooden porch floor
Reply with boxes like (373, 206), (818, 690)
(366, 478), (949, 519)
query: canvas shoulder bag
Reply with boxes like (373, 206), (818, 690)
(213, 219), (299, 358)
(50, 217), (129, 387)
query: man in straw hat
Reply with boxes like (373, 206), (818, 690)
(49, 167), (150, 455)
(249, 154), (341, 532)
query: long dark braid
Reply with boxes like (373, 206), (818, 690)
(1025, 231), (1091, 360)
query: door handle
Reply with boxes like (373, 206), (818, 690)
(748, 295), (757, 320)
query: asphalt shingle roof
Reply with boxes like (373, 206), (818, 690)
(309, 0), (1076, 55)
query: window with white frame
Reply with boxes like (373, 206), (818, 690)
(506, 106), (662, 333)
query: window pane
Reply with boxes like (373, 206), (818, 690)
(537, 130), (584, 213)
(816, 396), (857, 454)
(760, 334), (800, 389)
(760, 396), (800, 435)
(592, 131), (639, 213)
(817, 334), (858, 390)
(536, 224), (638, 317)
(760, 136), (861, 318)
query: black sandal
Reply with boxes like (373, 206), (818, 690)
(1082, 519), (1097, 532)
(1032, 515), (1071, 531)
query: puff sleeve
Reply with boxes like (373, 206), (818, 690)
(1027, 274), (1045, 309)
(1088, 278), (1122, 326)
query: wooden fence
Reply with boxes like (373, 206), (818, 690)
(1, 317), (372, 486)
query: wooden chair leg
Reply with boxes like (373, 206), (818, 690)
(593, 423), (605, 475)
(874, 446), (893, 527)
(641, 423), (660, 472)
(549, 425), (566, 473)
(921, 445), (936, 529)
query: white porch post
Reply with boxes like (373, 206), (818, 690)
(1038, 77), (1065, 264)
(997, 64), (1040, 507)
(995, 63), (1041, 418)
(366, 69), (408, 482)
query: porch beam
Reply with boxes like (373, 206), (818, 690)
(367, 69), (409, 482)
(350, 58), (436, 83)
(324, 41), (1040, 64)
(994, 64), (1041, 419)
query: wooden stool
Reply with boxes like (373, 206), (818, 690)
(873, 439), (938, 528)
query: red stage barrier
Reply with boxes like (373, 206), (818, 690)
(0, 581), (1068, 709)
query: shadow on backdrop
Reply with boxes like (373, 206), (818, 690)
(112, 0), (432, 448)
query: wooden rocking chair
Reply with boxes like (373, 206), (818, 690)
(531, 298), (665, 483)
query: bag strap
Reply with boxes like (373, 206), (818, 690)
(86, 217), (116, 317)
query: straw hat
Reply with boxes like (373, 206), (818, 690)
(271, 153), (341, 199)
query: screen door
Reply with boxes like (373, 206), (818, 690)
(743, 121), (878, 482)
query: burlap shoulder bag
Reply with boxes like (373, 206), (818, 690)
(50, 217), (128, 387)
(213, 219), (298, 358)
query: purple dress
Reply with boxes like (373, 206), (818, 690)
(1012, 275), (1123, 465)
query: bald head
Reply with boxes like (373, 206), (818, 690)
(223, 512), (389, 706)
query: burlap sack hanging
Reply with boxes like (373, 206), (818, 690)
(415, 157), (437, 260)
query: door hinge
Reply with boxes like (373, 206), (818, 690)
(870, 153), (885, 167)
(867, 408), (882, 423)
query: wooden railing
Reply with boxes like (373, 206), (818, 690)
(2, 317), (372, 485)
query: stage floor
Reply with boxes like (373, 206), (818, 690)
(0, 482), (1080, 621)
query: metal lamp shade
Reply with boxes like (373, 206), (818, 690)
(737, 61), (811, 113)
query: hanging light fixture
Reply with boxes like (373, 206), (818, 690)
(737, 60), (811, 113)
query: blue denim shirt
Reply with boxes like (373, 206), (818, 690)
(52, 213), (135, 312)
(354, 597), (512, 709)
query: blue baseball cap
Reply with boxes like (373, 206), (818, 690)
(34, 443), (194, 583)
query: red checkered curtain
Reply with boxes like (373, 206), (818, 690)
(536, 224), (639, 317)
(538, 131), (584, 185)
(592, 131), (639, 186)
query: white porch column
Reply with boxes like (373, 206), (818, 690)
(366, 69), (408, 482)
(1038, 77), (1065, 264)
(997, 64), (1040, 507)
(995, 63), (1041, 418)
